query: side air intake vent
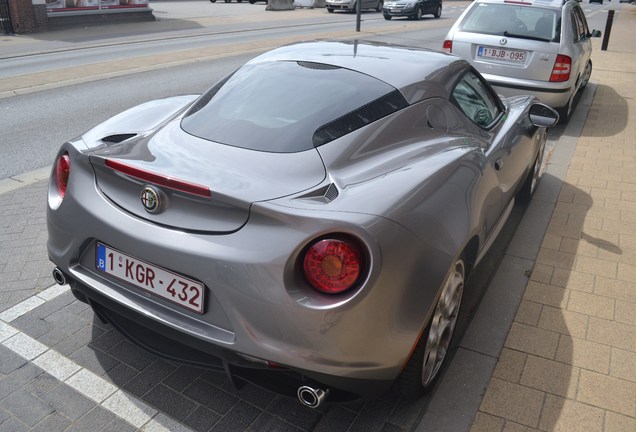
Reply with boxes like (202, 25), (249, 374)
(324, 183), (339, 202)
(295, 183), (340, 204)
(101, 133), (137, 143)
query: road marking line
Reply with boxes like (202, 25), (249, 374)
(0, 286), (196, 432)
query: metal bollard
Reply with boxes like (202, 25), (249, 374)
(601, 10), (615, 51)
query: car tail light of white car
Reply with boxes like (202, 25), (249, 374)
(550, 55), (572, 82)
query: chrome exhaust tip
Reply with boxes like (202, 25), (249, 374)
(52, 267), (67, 286)
(297, 386), (329, 409)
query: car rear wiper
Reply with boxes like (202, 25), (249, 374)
(503, 31), (553, 42)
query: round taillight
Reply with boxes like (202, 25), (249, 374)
(55, 153), (70, 198)
(302, 238), (365, 294)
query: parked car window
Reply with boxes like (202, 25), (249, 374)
(572, 6), (589, 41)
(181, 61), (404, 153)
(451, 71), (502, 128)
(457, 3), (558, 39)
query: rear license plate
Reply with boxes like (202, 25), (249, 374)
(96, 242), (205, 314)
(477, 46), (526, 63)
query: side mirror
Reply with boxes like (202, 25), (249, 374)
(529, 103), (559, 128)
(590, 29), (602, 38)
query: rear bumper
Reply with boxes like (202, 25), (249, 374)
(65, 273), (393, 402)
(325, 3), (354, 9)
(485, 75), (573, 109)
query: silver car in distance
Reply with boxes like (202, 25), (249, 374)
(443, 0), (601, 122)
(47, 41), (558, 406)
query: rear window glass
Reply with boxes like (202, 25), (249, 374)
(459, 3), (559, 41)
(181, 61), (406, 153)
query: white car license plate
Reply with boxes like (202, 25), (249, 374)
(477, 46), (526, 63)
(96, 242), (205, 314)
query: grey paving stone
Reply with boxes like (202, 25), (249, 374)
(64, 299), (91, 316)
(183, 406), (221, 432)
(0, 287), (35, 311)
(416, 349), (498, 432)
(200, 370), (227, 387)
(45, 309), (90, 335)
(163, 365), (205, 393)
(0, 345), (27, 374)
(43, 384), (95, 420)
(309, 406), (357, 432)
(64, 406), (115, 432)
(107, 340), (157, 371)
(0, 388), (54, 427)
(55, 326), (101, 356)
(379, 424), (405, 432)
(104, 362), (139, 387)
(265, 396), (322, 431)
(30, 412), (72, 432)
(386, 397), (426, 430)
(461, 255), (535, 358)
(0, 416), (28, 432)
(347, 399), (395, 432)
(38, 326), (73, 347)
(210, 401), (261, 432)
(0, 364), (43, 400)
(246, 413), (303, 432)
(81, 308), (110, 329)
(219, 380), (275, 409)
(0, 408), (9, 424)
(100, 416), (137, 432)
(69, 345), (121, 376)
(88, 328), (125, 352)
(340, 400), (365, 413)
(30, 292), (76, 320)
(12, 314), (54, 339)
(21, 372), (59, 398)
(142, 384), (197, 421)
(183, 379), (238, 415)
(123, 359), (176, 397)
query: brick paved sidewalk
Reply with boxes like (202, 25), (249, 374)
(472, 5), (636, 432)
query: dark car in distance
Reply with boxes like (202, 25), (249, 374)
(382, 0), (441, 19)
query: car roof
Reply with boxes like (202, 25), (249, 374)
(245, 40), (472, 103)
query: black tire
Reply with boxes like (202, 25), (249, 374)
(383, 13), (391, 19)
(210, 0), (216, 3)
(517, 138), (545, 203)
(433, 3), (441, 17)
(397, 258), (465, 399)
(327, 7), (334, 11)
(375, 0), (383, 11)
(414, 5), (422, 19)
(556, 97), (572, 124)
(580, 61), (592, 90)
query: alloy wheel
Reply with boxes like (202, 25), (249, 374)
(421, 259), (464, 387)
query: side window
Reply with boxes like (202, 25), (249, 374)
(451, 71), (502, 128)
(573, 7), (589, 40)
